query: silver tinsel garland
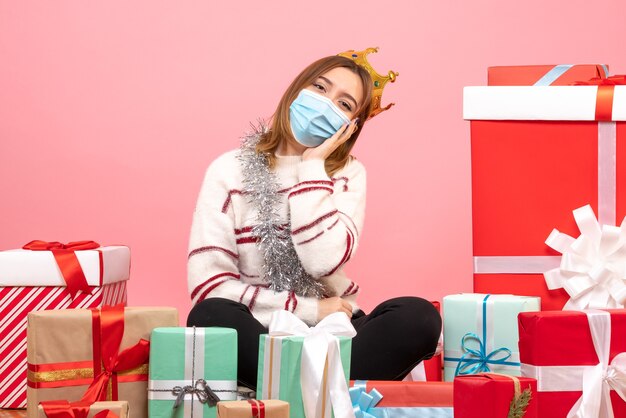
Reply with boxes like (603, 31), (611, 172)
(237, 121), (325, 298)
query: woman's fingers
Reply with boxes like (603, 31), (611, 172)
(301, 118), (359, 162)
(326, 119), (358, 153)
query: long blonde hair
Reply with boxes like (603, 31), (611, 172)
(256, 55), (373, 177)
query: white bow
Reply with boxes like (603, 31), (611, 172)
(269, 310), (357, 418)
(567, 311), (626, 418)
(544, 205), (626, 310)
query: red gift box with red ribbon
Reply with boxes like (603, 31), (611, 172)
(26, 305), (178, 418)
(464, 75), (626, 311)
(488, 64), (608, 86)
(518, 309), (626, 417)
(454, 373), (538, 418)
(0, 241), (130, 409)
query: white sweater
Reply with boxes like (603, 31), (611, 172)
(187, 149), (366, 326)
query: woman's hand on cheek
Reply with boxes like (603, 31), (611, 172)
(302, 118), (359, 162)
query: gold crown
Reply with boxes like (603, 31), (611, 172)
(337, 47), (398, 120)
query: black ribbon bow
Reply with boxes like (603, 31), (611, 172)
(172, 379), (221, 408)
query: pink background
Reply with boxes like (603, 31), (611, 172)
(2, 1), (625, 323)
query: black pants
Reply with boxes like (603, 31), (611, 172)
(187, 296), (442, 389)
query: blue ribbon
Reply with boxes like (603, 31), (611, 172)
(533, 64), (574, 86)
(444, 294), (520, 376)
(350, 381), (387, 418)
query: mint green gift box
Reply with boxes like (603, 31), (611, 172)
(148, 327), (238, 418)
(256, 334), (352, 418)
(442, 293), (540, 381)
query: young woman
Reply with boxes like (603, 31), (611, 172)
(186, 52), (442, 389)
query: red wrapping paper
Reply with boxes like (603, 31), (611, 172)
(424, 301), (443, 381)
(349, 381), (452, 407)
(487, 64), (607, 86)
(518, 310), (626, 417)
(454, 373), (537, 418)
(471, 120), (626, 310)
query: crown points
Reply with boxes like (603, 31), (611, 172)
(337, 47), (398, 120)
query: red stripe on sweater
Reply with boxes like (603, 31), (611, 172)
(296, 230), (324, 245)
(326, 219), (339, 231)
(284, 292), (292, 311)
(188, 246), (238, 260)
(345, 227), (355, 262)
(248, 286), (261, 311)
(196, 278), (236, 303)
(323, 231), (352, 276)
(338, 211), (359, 238)
(222, 190), (245, 213)
(342, 282), (355, 297)
(288, 186), (334, 199)
(234, 226), (254, 235)
(239, 285), (251, 304)
(191, 272), (240, 300)
(236, 236), (258, 244)
(342, 282), (359, 296)
(294, 180), (334, 188)
(292, 210), (338, 235)
(331, 176), (349, 192)
(292, 292), (298, 312)
(345, 284), (360, 296)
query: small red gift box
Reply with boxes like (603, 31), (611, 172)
(519, 310), (626, 417)
(465, 77), (626, 310)
(454, 373), (537, 418)
(488, 64), (608, 86)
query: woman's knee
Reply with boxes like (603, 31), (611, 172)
(388, 296), (442, 338)
(186, 297), (249, 327)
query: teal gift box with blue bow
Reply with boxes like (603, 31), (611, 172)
(442, 294), (540, 381)
(148, 327), (238, 418)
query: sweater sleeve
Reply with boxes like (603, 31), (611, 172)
(287, 157), (366, 278)
(187, 153), (319, 326)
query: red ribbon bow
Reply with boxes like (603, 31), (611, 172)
(247, 400), (266, 418)
(22, 240), (101, 299)
(40, 400), (119, 418)
(80, 304), (150, 403)
(574, 75), (626, 121)
(574, 75), (626, 86)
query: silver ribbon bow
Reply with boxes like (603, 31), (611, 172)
(172, 379), (221, 408)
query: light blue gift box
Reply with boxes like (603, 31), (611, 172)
(442, 293), (540, 381)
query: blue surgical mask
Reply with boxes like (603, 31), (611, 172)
(289, 89), (351, 147)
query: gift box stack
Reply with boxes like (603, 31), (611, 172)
(450, 63), (626, 417)
(0, 241), (131, 409)
(0, 241), (192, 418)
